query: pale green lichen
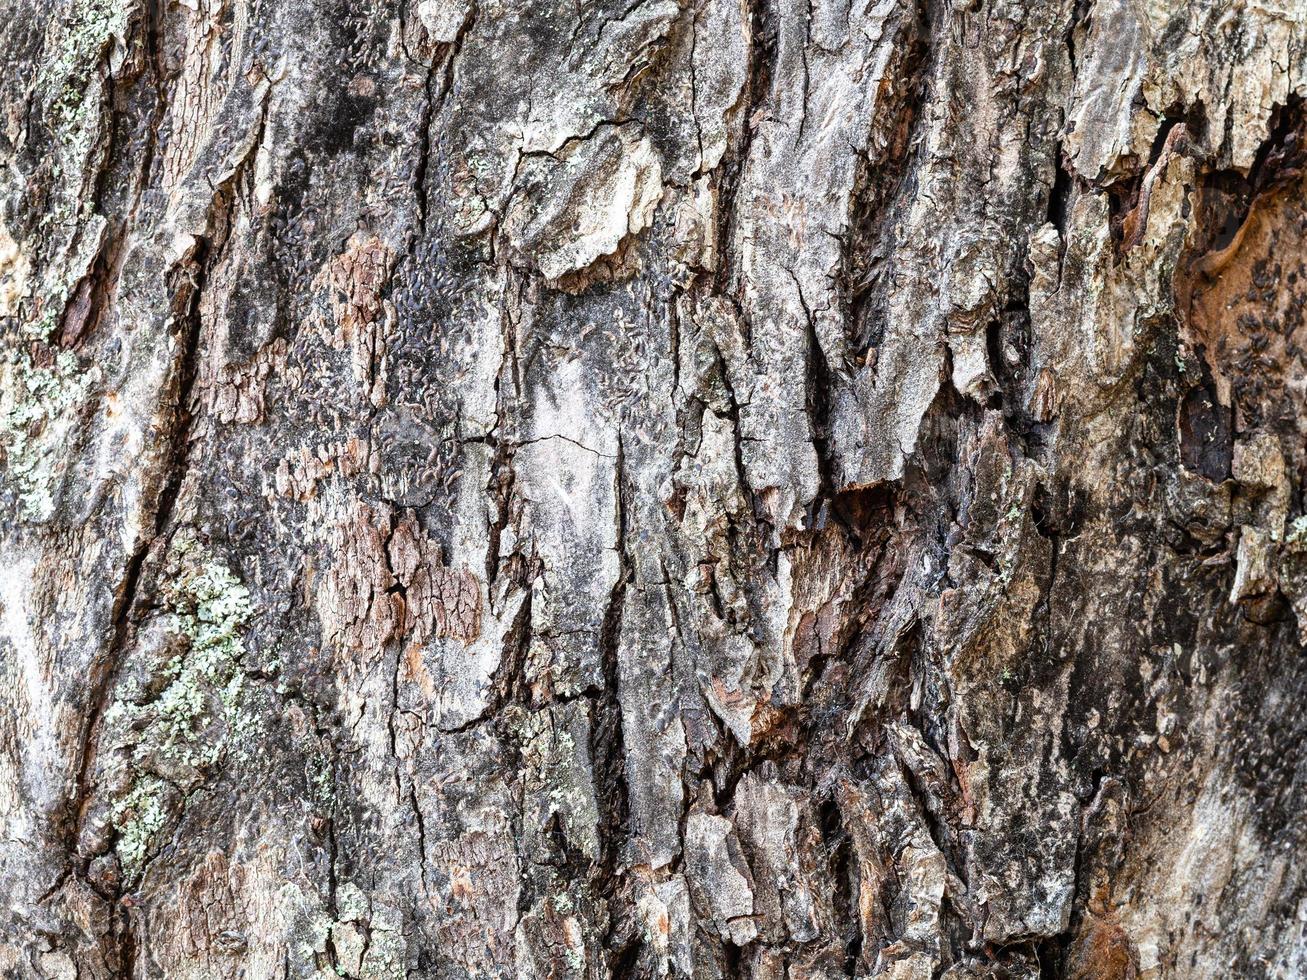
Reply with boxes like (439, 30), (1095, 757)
(309, 754), (336, 807)
(110, 775), (169, 879)
(1285, 516), (1307, 547)
(108, 534), (256, 878)
(562, 937), (587, 973)
(152, 533), (255, 765)
(548, 894), (588, 973)
(358, 921), (407, 980)
(0, 346), (98, 520)
(29, 0), (127, 343)
(39, 0), (128, 152)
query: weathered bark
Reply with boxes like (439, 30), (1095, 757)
(1, 0), (1306, 976)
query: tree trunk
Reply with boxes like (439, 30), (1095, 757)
(1, 0), (1305, 976)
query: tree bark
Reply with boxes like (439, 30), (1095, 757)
(1, 0), (1306, 976)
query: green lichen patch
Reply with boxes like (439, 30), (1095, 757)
(0, 345), (98, 520)
(1285, 515), (1307, 548)
(106, 533), (258, 879)
(277, 880), (408, 980)
(39, 0), (129, 149)
(307, 752), (336, 808)
(109, 775), (170, 878)
(30, 0), (127, 339)
(150, 532), (256, 764)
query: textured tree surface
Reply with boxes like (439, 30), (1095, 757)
(2, 0), (1307, 976)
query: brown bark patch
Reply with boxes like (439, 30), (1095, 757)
(1180, 175), (1307, 426)
(318, 504), (404, 661)
(178, 850), (243, 971)
(429, 828), (520, 973)
(1178, 100), (1307, 435)
(322, 233), (395, 406)
(1065, 908), (1139, 980)
(317, 504), (483, 663)
(388, 512), (482, 645)
(273, 435), (376, 500)
(204, 337), (287, 425)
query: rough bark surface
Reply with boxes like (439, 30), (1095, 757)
(1, 0), (1306, 977)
